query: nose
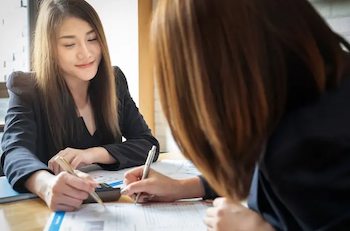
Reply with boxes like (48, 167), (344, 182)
(77, 42), (92, 60)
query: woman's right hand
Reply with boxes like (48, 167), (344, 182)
(122, 166), (182, 203)
(44, 171), (98, 211)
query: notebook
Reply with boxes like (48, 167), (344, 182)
(0, 176), (37, 204)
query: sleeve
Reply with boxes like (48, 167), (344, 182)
(198, 175), (220, 200)
(100, 67), (159, 170)
(265, 136), (350, 231)
(0, 72), (52, 192)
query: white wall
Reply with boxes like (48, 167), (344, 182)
(0, 0), (28, 128)
(310, 0), (350, 42)
(86, 0), (139, 106)
(0, 0), (29, 82)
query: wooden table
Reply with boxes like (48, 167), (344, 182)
(0, 152), (186, 231)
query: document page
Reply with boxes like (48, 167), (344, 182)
(88, 160), (201, 188)
(44, 201), (210, 231)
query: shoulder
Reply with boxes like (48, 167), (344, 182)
(6, 71), (37, 97)
(263, 75), (350, 181)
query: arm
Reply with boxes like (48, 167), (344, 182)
(99, 67), (159, 170)
(0, 72), (53, 193)
(123, 166), (205, 201)
(0, 72), (97, 211)
(177, 177), (206, 200)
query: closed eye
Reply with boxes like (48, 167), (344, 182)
(88, 38), (97, 42)
(64, 44), (75, 47)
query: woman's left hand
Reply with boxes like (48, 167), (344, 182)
(205, 197), (275, 231)
(48, 148), (95, 174)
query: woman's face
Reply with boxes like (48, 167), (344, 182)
(56, 16), (102, 84)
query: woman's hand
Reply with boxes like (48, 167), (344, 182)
(205, 197), (275, 231)
(44, 170), (98, 211)
(121, 166), (183, 202)
(48, 148), (95, 174)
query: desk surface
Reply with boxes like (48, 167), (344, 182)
(0, 152), (186, 231)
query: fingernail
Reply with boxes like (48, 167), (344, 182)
(120, 188), (126, 195)
(90, 181), (98, 186)
(143, 198), (149, 202)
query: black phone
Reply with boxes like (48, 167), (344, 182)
(83, 183), (121, 204)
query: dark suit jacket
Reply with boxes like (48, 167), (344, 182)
(200, 63), (350, 230)
(1, 66), (159, 192)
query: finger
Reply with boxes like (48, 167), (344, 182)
(122, 179), (152, 196)
(135, 193), (153, 203)
(74, 170), (93, 181)
(59, 193), (84, 208)
(54, 176), (90, 201)
(57, 164), (65, 175)
(63, 152), (75, 166)
(61, 172), (95, 194)
(59, 149), (69, 158)
(71, 156), (82, 170)
(123, 179), (131, 186)
(204, 217), (215, 229)
(129, 193), (136, 201)
(74, 170), (98, 187)
(76, 162), (86, 170)
(124, 166), (144, 182)
(52, 162), (59, 175)
(48, 160), (53, 171)
(53, 204), (77, 212)
(213, 197), (226, 207)
(206, 207), (217, 217)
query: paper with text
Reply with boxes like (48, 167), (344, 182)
(89, 159), (201, 188)
(44, 201), (210, 231)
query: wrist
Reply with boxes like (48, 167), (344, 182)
(88, 147), (116, 164)
(175, 177), (205, 200)
(25, 170), (54, 200)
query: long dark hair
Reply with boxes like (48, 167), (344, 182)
(151, 0), (350, 201)
(33, 0), (121, 155)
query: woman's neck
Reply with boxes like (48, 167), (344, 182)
(65, 78), (90, 110)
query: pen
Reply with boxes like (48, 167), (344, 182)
(134, 145), (157, 204)
(54, 156), (105, 208)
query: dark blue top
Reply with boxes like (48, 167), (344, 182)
(200, 62), (350, 230)
(1, 66), (159, 193)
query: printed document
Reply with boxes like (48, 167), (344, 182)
(88, 159), (201, 188)
(44, 201), (210, 231)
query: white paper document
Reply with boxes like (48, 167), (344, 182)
(88, 159), (201, 189)
(44, 201), (210, 231)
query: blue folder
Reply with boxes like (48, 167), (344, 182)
(0, 176), (37, 204)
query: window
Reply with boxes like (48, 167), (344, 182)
(0, 0), (38, 133)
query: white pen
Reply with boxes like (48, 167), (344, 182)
(134, 145), (157, 204)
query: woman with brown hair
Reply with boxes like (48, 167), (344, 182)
(1, 0), (159, 212)
(122, 0), (350, 230)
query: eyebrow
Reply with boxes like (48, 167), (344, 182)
(59, 30), (95, 39)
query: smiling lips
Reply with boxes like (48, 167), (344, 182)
(75, 61), (94, 69)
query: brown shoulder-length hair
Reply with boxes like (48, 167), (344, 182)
(151, 0), (350, 201)
(33, 0), (120, 155)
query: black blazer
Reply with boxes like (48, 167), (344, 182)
(200, 66), (350, 230)
(1, 66), (159, 192)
